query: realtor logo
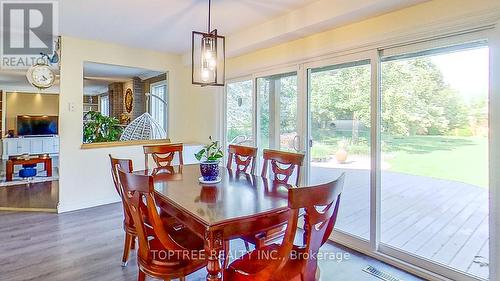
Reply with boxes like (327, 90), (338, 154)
(1, 1), (58, 68)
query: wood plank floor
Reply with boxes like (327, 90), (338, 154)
(310, 167), (489, 280)
(0, 203), (424, 281)
(0, 180), (58, 211)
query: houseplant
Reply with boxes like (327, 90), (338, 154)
(194, 137), (223, 181)
(83, 111), (123, 143)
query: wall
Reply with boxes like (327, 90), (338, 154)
(109, 82), (124, 119)
(58, 36), (208, 212)
(226, 0), (500, 77)
(5, 92), (59, 133)
(131, 77), (144, 120)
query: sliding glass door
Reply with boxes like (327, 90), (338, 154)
(223, 36), (493, 281)
(307, 60), (371, 240)
(226, 79), (254, 146)
(257, 72), (299, 152)
(379, 44), (490, 280)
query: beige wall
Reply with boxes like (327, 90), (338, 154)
(226, 0), (500, 76)
(58, 37), (209, 212)
(5, 93), (59, 133)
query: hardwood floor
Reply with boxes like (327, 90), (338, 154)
(0, 180), (58, 212)
(0, 203), (423, 281)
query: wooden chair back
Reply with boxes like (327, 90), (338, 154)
(251, 174), (345, 280)
(261, 149), (305, 186)
(143, 143), (183, 170)
(226, 144), (257, 173)
(117, 168), (188, 262)
(108, 155), (134, 227)
(289, 174), (345, 257)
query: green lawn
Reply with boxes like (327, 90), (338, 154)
(311, 135), (488, 188)
(384, 136), (488, 188)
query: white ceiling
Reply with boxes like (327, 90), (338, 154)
(1, 0), (427, 92)
(83, 62), (165, 95)
(60, 0), (318, 54)
(83, 62), (164, 81)
(0, 62), (163, 95)
(59, 0), (426, 55)
(0, 70), (60, 94)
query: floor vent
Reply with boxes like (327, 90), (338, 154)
(363, 265), (403, 281)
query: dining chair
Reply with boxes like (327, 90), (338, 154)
(243, 149), (305, 250)
(143, 143), (183, 170)
(224, 174), (345, 281)
(226, 144), (258, 174)
(117, 168), (207, 281)
(108, 155), (135, 267)
(261, 149), (305, 186)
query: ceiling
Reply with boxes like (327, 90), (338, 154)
(60, 0), (318, 54)
(1, 0), (427, 92)
(84, 62), (164, 95)
(59, 0), (426, 55)
(0, 62), (163, 95)
(0, 70), (60, 94)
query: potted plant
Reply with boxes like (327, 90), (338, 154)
(335, 138), (349, 164)
(194, 137), (224, 182)
(83, 111), (123, 143)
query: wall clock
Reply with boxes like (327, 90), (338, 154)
(26, 58), (56, 89)
(125, 88), (133, 113)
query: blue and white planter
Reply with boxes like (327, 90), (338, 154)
(199, 161), (220, 181)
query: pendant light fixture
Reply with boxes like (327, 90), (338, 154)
(192, 0), (225, 86)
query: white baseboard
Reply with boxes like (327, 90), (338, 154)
(57, 196), (121, 213)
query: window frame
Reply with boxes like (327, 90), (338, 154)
(99, 94), (109, 117)
(149, 79), (168, 134)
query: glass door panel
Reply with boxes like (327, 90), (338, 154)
(308, 60), (371, 240)
(257, 72), (299, 152)
(380, 45), (489, 280)
(226, 80), (254, 145)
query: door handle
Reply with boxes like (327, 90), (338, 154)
(293, 135), (300, 152)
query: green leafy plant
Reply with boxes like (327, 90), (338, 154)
(83, 111), (123, 143)
(194, 136), (223, 162)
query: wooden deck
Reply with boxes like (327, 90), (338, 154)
(310, 166), (489, 280)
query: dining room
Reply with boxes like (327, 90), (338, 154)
(1, 0), (500, 281)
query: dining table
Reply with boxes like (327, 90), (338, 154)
(135, 164), (292, 281)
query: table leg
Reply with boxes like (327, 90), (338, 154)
(6, 160), (13, 181)
(46, 159), (52, 177)
(205, 230), (223, 281)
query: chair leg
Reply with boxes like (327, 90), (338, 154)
(223, 240), (230, 269)
(131, 236), (136, 250)
(122, 233), (133, 267)
(179, 277), (185, 281)
(138, 270), (146, 281)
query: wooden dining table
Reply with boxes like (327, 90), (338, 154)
(135, 164), (292, 281)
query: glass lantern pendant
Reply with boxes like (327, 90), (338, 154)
(192, 0), (225, 86)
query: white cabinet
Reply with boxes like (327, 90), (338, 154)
(2, 136), (59, 159)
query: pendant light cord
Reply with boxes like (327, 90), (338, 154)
(207, 0), (211, 33)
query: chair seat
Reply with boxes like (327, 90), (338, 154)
(139, 224), (206, 279)
(225, 244), (317, 281)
